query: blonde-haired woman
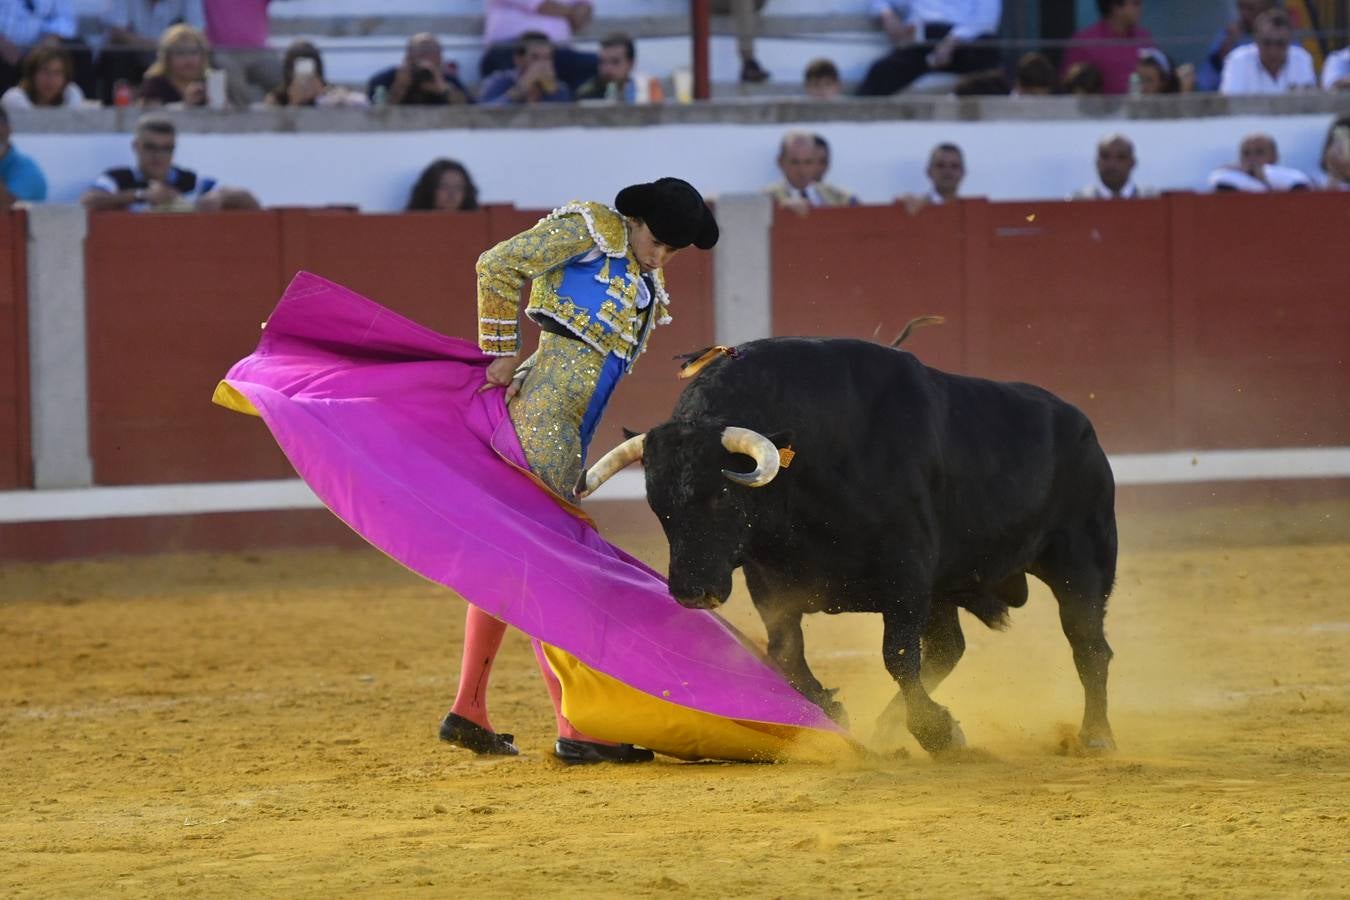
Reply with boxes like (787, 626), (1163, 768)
(138, 24), (213, 107)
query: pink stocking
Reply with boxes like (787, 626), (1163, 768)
(532, 638), (617, 745)
(449, 605), (507, 731)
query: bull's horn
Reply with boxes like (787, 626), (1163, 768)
(721, 427), (780, 487)
(577, 433), (645, 498)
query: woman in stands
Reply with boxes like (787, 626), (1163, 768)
(263, 41), (368, 109)
(1, 46), (87, 110)
(405, 159), (480, 212)
(1316, 115), (1350, 192)
(138, 24), (213, 108)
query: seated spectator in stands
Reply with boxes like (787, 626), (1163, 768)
(0, 0), (93, 99)
(1012, 52), (1056, 96)
(204, 0), (280, 106)
(100, 0), (206, 104)
(1134, 47), (1190, 94)
(1072, 133), (1154, 199)
(1061, 0), (1154, 96)
(900, 142), (966, 213)
(762, 130), (857, 208)
(1063, 61), (1104, 95)
(803, 58), (842, 99)
(138, 24), (214, 107)
(575, 33), (653, 103)
(480, 32), (572, 105)
(1321, 47), (1350, 91)
(954, 68), (1010, 96)
(481, 0), (597, 93)
(713, 0), (770, 84)
(1208, 132), (1313, 192)
(1199, 0), (1274, 92)
(0, 106), (47, 206)
(368, 34), (471, 107)
(265, 42), (367, 108)
(1219, 9), (1316, 95)
(406, 159), (480, 212)
(1, 45), (86, 109)
(857, 0), (1002, 97)
(80, 113), (258, 212)
(1316, 116), (1350, 190)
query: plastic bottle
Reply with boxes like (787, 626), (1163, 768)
(648, 76), (665, 104)
(113, 80), (132, 107)
(372, 84), (388, 106)
(1128, 71), (1142, 97)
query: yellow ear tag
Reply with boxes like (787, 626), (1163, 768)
(677, 345), (736, 379)
(777, 447), (796, 469)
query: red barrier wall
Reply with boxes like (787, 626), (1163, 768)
(772, 193), (1350, 455)
(84, 207), (716, 485)
(0, 210), (30, 489)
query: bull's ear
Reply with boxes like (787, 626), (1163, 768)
(768, 430), (794, 449)
(622, 427), (640, 440)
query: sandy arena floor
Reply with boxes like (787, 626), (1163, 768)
(2, 502), (1348, 898)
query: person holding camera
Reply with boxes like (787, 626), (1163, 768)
(479, 31), (572, 105)
(264, 41), (366, 108)
(366, 33), (471, 106)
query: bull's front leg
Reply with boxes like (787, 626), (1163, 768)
(747, 583), (846, 725)
(877, 601), (965, 754)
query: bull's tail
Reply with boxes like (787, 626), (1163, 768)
(889, 315), (946, 348)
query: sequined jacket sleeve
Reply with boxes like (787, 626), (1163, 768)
(475, 214), (597, 357)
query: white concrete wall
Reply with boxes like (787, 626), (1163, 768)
(18, 113), (1340, 212)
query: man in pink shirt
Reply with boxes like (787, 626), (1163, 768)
(204, 0), (280, 104)
(480, 0), (597, 92)
(1061, 0), (1154, 95)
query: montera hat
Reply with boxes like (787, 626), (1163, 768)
(614, 178), (719, 250)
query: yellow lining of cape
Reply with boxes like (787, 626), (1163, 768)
(213, 380), (260, 416)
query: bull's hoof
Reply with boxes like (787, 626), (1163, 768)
(1081, 730), (1116, 753)
(948, 718), (967, 749)
(911, 709), (962, 754)
(809, 688), (849, 729)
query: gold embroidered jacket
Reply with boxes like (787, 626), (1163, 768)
(476, 201), (672, 366)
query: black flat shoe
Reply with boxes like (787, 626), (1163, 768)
(439, 713), (518, 756)
(554, 737), (655, 765)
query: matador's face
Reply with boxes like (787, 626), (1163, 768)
(626, 219), (681, 272)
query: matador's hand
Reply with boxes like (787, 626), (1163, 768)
(480, 355), (521, 401)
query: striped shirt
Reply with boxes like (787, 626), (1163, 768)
(0, 0), (77, 44)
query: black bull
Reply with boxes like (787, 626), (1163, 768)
(581, 338), (1117, 754)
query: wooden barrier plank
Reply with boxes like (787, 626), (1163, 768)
(770, 203), (965, 373)
(0, 210), (30, 489)
(85, 211), (289, 485)
(1175, 192), (1350, 448)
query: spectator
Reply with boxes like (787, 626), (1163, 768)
(265, 41), (367, 108)
(575, 33), (652, 102)
(1134, 47), (1193, 94)
(1321, 46), (1350, 91)
(479, 31), (572, 105)
(1013, 51), (1057, 96)
(803, 58), (841, 99)
(1063, 61), (1104, 95)
(899, 141), (966, 213)
(954, 68), (1010, 96)
(712, 0), (769, 84)
(406, 159), (480, 212)
(80, 113), (257, 212)
(480, 0), (597, 93)
(0, 0), (93, 99)
(1219, 9), (1316, 95)
(99, 0), (205, 104)
(138, 24), (212, 107)
(0, 106), (47, 206)
(1, 45), (86, 109)
(857, 1), (1002, 97)
(1061, 0), (1154, 96)
(762, 130), (857, 208)
(1316, 116), (1350, 190)
(204, 0), (280, 106)
(1072, 133), (1154, 199)
(1199, 0), (1274, 92)
(1208, 133), (1313, 191)
(368, 34), (471, 107)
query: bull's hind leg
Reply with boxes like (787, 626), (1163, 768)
(1034, 536), (1116, 751)
(877, 598), (965, 754)
(920, 602), (965, 694)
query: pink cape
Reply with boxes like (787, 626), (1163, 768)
(216, 273), (851, 759)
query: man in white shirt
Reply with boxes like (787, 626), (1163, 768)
(859, 0), (1003, 96)
(1072, 133), (1155, 200)
(1208, 133), (1313, 192)
(1219, 8), (1316, 94)
(1322, 47), (1350, 91)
